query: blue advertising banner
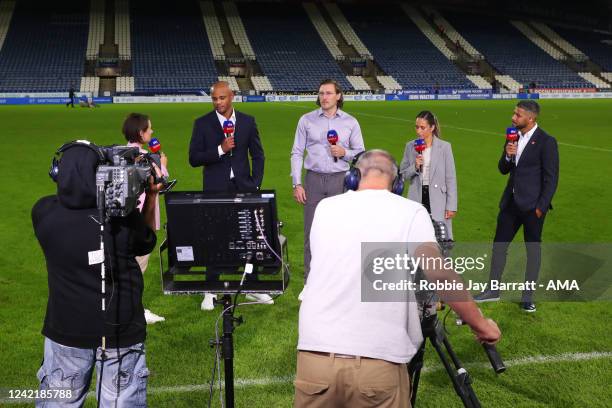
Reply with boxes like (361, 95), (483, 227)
(244, 95), (266, 102)
(386, 93), (540, 101)
(0, 97), (113, 105)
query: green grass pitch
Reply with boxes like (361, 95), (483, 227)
(1, 99), (611, 407)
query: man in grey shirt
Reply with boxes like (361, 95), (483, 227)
(290, 79), (365, 282)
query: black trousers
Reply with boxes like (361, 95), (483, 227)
(422, 185), (431, 214)
(488, 198), (546, 302)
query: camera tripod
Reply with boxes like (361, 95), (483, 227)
(209, 294), (243, 408)
(408, 302), (505, 408)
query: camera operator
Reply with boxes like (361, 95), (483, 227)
(295, 150), (500, 408)
(32, 144), (163, 407)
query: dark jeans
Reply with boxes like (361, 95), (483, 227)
(489, 198), (546, 302)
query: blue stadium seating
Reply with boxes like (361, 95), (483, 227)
(237, 3), (352, 92)
(445, 12), (592, 89)
(130, 0), (218, 93)
(340, 4), (475, 91)
(0, 1), (88, 92)
(554, 26), (612, 72)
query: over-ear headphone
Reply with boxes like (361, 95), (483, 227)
(49, 140), (106, 182)
(344, 150), (404, 195)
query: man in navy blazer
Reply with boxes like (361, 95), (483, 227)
(189, 81), (269, 310)
(475, 101), (559, 312)
(189, 81), (264, 192)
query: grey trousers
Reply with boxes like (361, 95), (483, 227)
(303, 170), (346, 282)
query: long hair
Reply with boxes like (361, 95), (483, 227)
(416, 110), (441, 139)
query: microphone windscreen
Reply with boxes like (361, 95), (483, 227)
(148, 138), (161, 153)
(327, 129), (338, 144)
(223, 120), (235, 135)
(506, 127), (518, 142)
(414, 138), (426, 153)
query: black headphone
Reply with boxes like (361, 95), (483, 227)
(344, 150), (405, 195)
(49, 140), (106, 182)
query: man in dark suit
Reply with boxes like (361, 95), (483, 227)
(189, 81), (264, 192)
(475, 101), (559, 312)
(189, 81), (269, 310)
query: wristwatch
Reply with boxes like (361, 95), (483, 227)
(292, 184), (301, 189)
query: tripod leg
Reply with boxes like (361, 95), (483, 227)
(408, 340), (426, 407)
(221, 296), (235, 408)
(429, 333), (481, 408)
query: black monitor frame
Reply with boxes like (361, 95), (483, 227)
(159, 190), (289, 295)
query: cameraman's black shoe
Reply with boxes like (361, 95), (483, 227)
(520, 302), (536, 313)
(473, 290), (500, 303)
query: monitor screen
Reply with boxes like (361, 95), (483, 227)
(164, 190), (281, 269)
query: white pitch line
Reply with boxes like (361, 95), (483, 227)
(3, 351), (610, 404)
(277, 103), (612, 153)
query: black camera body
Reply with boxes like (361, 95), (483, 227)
(95, 145), (165, 218)
(50, 140), (169, 218)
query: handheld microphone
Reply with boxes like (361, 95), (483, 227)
(145, 138), (177, 194)
(148, 137), (161, 154)
(223, 120), (235, 157)
(327, 129), (339, 163)
(506, 127), (518, 163)
(414, 138), (426, 172)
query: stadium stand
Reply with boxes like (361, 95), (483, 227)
(601, 72), (612, 82)
(0, 0), (16, 52)
(222, 1), (256, 60)
(200, 1), (225, 60)
(444, 12), (592, 88)
(346, 75), (371, 91)
(218, 75), (239, 91)
(510, 21), (566, 60)
(376, 75), (402, 91)
(251, 75), (273, 92)
(237, 2), (352, 92)
(495, 75), (522, 92)
(401, 4), (456, 61)
(578, 72), (610, 88)
(341, 4), (475, 90)
(86, 0), (104, 60)
(422, 4), (483, 59)
(530, 21), (587, 60)
(115, 0), (130, 60)
(554, 26), (612, 71)
(80, 76), (100, 94)
(0, 0), (88, 92)
(323, 3), (372, 59)
(130, 0), (218, 93)
(466, 75), (493, 89)
(303, 2), (343, 60)
(116, 76), (135, 92)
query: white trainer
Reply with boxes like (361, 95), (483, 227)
(144, 309), (165, 324)
(245, 293), (274, 304)
(201, 293), (217, 311)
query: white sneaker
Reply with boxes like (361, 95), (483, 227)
(298, 286), (306, 301)
(245, 293), (274, 304)
(201, 293), (217, 311)
(144, 309), (165, 324)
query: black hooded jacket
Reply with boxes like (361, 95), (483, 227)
(32, 145), (156, 348)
